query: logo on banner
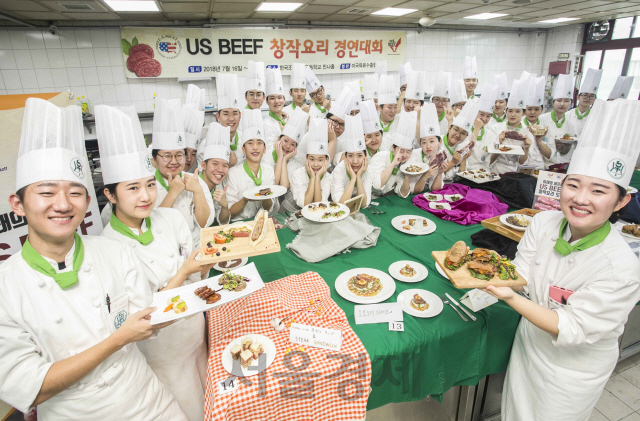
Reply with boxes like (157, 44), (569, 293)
(70, 158), (84, 179)
(388, 38), (402, 53)
(157, 36), (182, 59)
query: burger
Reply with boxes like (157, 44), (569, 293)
(445, 241), (468, 270)
(471, 248), (494, 263)
(468, 261), (497, 281)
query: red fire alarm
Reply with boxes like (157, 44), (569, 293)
(549, 61), (572, 75)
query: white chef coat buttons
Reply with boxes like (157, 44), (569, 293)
(93, 300), (101, 308)
(168, 252), (174, 258)
(54, 315), (62, 324)
(112, 361), (118, 368)
(97, 379), (105, 387)
(535, 260), (542, 265)
(163, 282), (168, 288)
(84, 266), (91, 273)
(78, 383), (85, 390)
(551, 236), (558, 241)
(38, 279), (45, 287)
(130, 243), (137, 248)
(156, 229), (162, 234)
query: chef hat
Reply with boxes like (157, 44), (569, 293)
(432, 71), (452, 99)
(608, 76), (634, 100)
(360, 99), (382, 134)
(568, 99), (640, 189)
(519, 71), (536, 82)
(304, 66), (322, 93)
(266, 67), (285, 97)
(95, 104), (154, 185)
(330, 86), (356, 120)
(449, 79), (467, 106)
(216, 73), (240, 111)
(493, 73), (509, 100)
(405, 70), (426, 101)
(399, 62), (412, 88)
(507, 78), (530, 109)
(290, 63), (306, 90)
(342, 114), (367, 153)
(152, 98), (186, 150)
(378, 74), (397, 105)
(202, 122), (231, 163)
(115, 104), (145, 145)
(363, 74), (379, 100)
(452, 101), (481, 133)
(579, 68), (603, 95)
(245, 60), (265, 93)
(306, 119), (329, 156)
(463, 56), (478, 80)
(478, 83), (499, 113)
(182, 104), (205, 149)
(17, 99), (88, 191)
(185, 84), (206, 111)
(281, 107), (307, 145)
(375, 60), (387, 77)
(420, 102), (441, 139)
(392, 110), (417, 150)
(527, 76), (545, 107)
(241, 109), (266, 144)
(552, 74), (575, 100)
(347, 81), (361, 111)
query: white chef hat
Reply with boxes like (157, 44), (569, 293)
(246, 60), (265, 93)
(363, 74), (379, 100)
(95, 104), (154, 185)
(378, 74), (397, 105)
(241, 109), (265, 144)
(568, 99), (640, 189)
(290, 63), (306, 90)
(432, 71), (452, 99)
(452, 101), (481, 133)
(185, 84), (206, 111)
(608, 76), (634, 100)
(399, 62), (412, 88)
(203, 122), (231, 163)
(182, 104), (205, 149)
(329, 86), (356, 120)
(493, 73), (509, 100)
(405, 70), (426, 101)
(306, 119), (329, 156)
(266, 67), (285, 97)
(360, 99), (382, 134)
(519, 71), (536, 82)
(478, 83), (499, 113)
(304, 66), (322, 93)
(463, 56), (478, 80)
(152, 98), (185, 150)
(342, 114), (366, 153)
(17, 99), (89, 191)
(420, 102), (441, 139)
(552, 74), (575, 100)
(375, 60), (387, 77)
(281, 107), (307, 145)
(579, 69), (603, 95)
(392, 110), (417, 150)
(449, 79), (467, 106)
(347, 81), (361, 111)
(115, 104), (145, 145)
(527, 76), (545, 107)
(216, 73), (240, 111)
(507, 78), (530, 109)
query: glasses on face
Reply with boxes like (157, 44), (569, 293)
(580, 94), (596, 100)
(159, 153), (185, 163)
(310, 86), (324, 99)
(432, 97), (450, 104)
(247, 92), (263, 99)
(328, 118), (345, 129)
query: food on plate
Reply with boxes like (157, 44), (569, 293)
(214, 232), (229, 244)
(347, 273), (383, 297)
(321, 210), (346, 219)
(174, 300), (187, 314)
(400, 264), (417, 277)
(622, 224), (640, 238)
(230, 344), (242, 360)
(478, 169), (487, 173)
(529, 124), (547, 136)
(219, 270), (251, 292)
(249, 342), (264, 359)
(435, 204), (446, 210)
(427, 194), (439, 201)
(250, 209), (268, 246)
(504, 131), (526, 141)
(403, 225), (411, 230)
(242, 338), (252, 350)
(445, 241), (469, 270)
(471, 248), (495, 263)
(410, 294), (429, 311)
(240, 349), (254, 369)
(255, 188), (273, 196)
(329, 201), (340, 208)
(561, 134), (572, 140)
(318, 203), (327, 210)
(163, 295), (182, 312)
(405, 164), (422, 173)
(221, 222), (252, 238)
(524, 210), (536, 217)
(204, 242), (218, 255)
(206, 293), (221, 304)
(468, 171), (475, 175)
(468, 261), (498, 280)
(218, 259), (243, 269)
(465, 248), (519, 281)
(194, 286), (223, 305)
(409, 219), (416, 226)
(499, 146), (513, 152)
(308, 204), (318, 212)
(235, 338), (266, 369)
(423, 219), (428, 227)
(475, 174), (486, 179)
(506, 215), (530, 228)
(447, 195), (462, 202)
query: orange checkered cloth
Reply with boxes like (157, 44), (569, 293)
(204, 271), (371, 421)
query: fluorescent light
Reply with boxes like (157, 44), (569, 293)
(538, 17), (580, 23)
(256, 2), (302, 12)
(464, 13), (508, 20)
(105, 0), (159, 12)
(372, 8), (418, 17)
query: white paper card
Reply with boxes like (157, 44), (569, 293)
(354, 303), (404, 325)
(217, 376), (240, 395)
(460, 288), (498, 312)
(389, 321), (404, 331)
(290, 323), (342, 352)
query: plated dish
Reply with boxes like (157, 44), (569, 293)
(499, 214), (533, 232)
(335, 268), (396, 304)
(487, 144), (525, 156)
(391, 215), (437, 235)
(400, 162), (430, 175)
(445, 194), (463, 202)
(221, 334), (276, 377)
(456, 171), (500, 184)
(397, 289), (443, 318)
(423, 193), (443, 202)
(301, 201), (350, 223)
(388, 260), (428, 283)
(428, 201), (451, 210)
(445, 241), (519, 281)
(622, 224), (640, 239)
(243, 185), (288, 201)
(213, 257), (249, 272)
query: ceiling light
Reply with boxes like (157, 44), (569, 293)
(539, 17), (580, 23)
(256, 2), (302, 12)
(372, 8), (418, 17)
(104, 0), (159, 12)
(464, 13), (508, 20)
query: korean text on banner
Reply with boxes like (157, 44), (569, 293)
(532, 170), (567, 212)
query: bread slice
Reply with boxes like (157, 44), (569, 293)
(249, 209), (269, 247)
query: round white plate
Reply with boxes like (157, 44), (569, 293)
(301, 201), (350, 223)
(618, 224), (640, 240)
(401, 162), (429, 175)
(429, 201), (451, 210)
(423, 193), (443, 202)
(243, 185), (288, 201)
(628, 187), (638, 194)
(221, 334), (276, 377)
(213, 257), (249, 272)
(555, 136), (579, 144)
(335, 268), (396, 304)
(444, 194), (464, 202)
(388, 260), (428, 283)
(391, 215), (437, 235)
(435, 261), (448, 279)
(397, 289), (443, 318)
(499, 214), (533, 232)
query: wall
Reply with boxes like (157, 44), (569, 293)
(541, 24), (584, 77)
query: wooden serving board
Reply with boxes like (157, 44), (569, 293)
(199, 219), (280, 265)
(431, 251), (527, 289)
(480, 208), (541, 242)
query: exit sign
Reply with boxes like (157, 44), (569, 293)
(558, 53), (570, 59)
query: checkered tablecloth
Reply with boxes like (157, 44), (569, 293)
(204, 271), (371, 421)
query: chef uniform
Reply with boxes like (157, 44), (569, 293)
(463, 56), (479, 102)
(245, 60), (265, 110)
(184, 84), (207, 172)
(182, 103), (205, 173)
(432, 71), (452, 136)
(263, 67), (287, 149)
(226, 109), (279, 221)
(321, 85), (355, 166)
(609, 75), (635, 100)
(487, 72), (509, 129)
(282, 63), (309, 134)
(519, 75), (546, 170)
(347, 81), (361, 113)
(375, 60), (387, 77)
(449, 79), (467, 109)
(96, 105), (206, 421)
(363, 73), (378, 103)
(398, 61), (412, 92)
(404, 70), (426, 123)
(185, 84), (206, 112)
(210, 73), (243, 167)
(466, 83), (498, 172)
(306, 66), (327, 120)
(442, 101), (480, 181)
(359, 99), (383, 159)
(567, 69), (602, 137)
(378, 74), (400, 151)
(540, 74), (575, 167)
(200, 122), (231, 225)
(502, 98), (640, 421)
(407, 102), (444, 191)
(0, 98), (187, 421)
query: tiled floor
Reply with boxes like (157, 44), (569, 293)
(590, 352), (640, 421)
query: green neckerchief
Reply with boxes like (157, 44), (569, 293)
(155, 169), (182, 192)
(507, 122), (523, 130)
(551, 110), (566, 128)
(421, 151), (427, 163)
(22, 232), (84, 290)
(110, 213), (154, 245)
(346, 172), (357, 187)
(291, 103), (297, 110)
(492, 112), (506, 123)
(366, 147), (375, 157)
(230, 132), (239, 151)
(314, 102), (326, 113)
(476, 126), (485, 141)
(438, 111), (445, 122)
(390, 151), (399, 175)
(269, 111), (286, 127)
(380, 118), (394, 133)
(245, 105), (251, 109)
(272, 149), (278, 164)
(575, 107), (591, 120)
(199, 171), (217, 196)
(469, 94), (475, 99)
(243, 161), (262, 186)
(554, 217), (610, 256)
(523, 118), (541, 127)
(443, 134), (454, 156)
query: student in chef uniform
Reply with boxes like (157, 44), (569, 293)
(398, 62), (412, 94)
(540, 74), (575, 167)
(210, 73), (242, 167)
(245, 60), (265, 110)
(183, 84), (206, 173)
(463, 56), (479, 102)
(359, 99), (384, 159)
(326, 86), (358, 166)
(368, 110), (417, 198)
(347, 81), (361, 116)
(566, 69), (602, 137)
(432, 71), (453, 136)
(263, 67), (287, 149)
(199, 122), (231, 226)
(378, 75), (399, 151)
(466, 83), (499, 172)
(0, 98), (187, 421)
(441, 101), (480, 181)
(608, 75), (635, 100)
(282, 63), (310, 120)
(400, 70), (426, 113)
(449, 79), (468, 117)
(523, 76), (552, 169)
(96, 105), (211, 421)
(487, 72), (509, 129)
(363, 73), (379, 110)
(375, 60), (387, 77)
(306, 66), (331, 120)
(226, 109), (279, 221)
(487, 98), (640, 421)
(407, 103), (444, 193)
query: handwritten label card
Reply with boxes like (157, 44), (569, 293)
(460, 288), (498, 312)
(289, 323), (342, 352)
(354, 303), (404, 325)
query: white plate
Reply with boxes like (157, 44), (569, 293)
(401, 162), (429, 175)
(444, 194), (464, 202)
(221, 334), (277, 377)
(391, 215), (437, 235)
(301, 201), (350, 223)
(628, 187), (638, 194)
(457, 172), (500, 184)
(499, 214), (533, 232)
(213, 257), (249, 272)
(429, 201), (451, 210)
(617, 223), (640, 240)
(243, 184), (288, 201)
(388, 260), (428, 283)
(335, 268), (396, 304)
(397, 289), (443, 318)
(423, 193), (443, 202)
(487, 144), (525, 156)
(555, 136), (579, 144)
(435, 261), (448, 279)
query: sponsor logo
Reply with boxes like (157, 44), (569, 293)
(70, 158), (84, 179)
(157, 35), (182, 59)
(608, 159), (625, 179)
(177, 135), (184, 147)
(144, 155), (152, 172)
(518, 100), (524, 107)
(428, 127), (435, 134)
(301, 81), (306, 87)
(415, 91), (420, 97)
(388, 38), (402, 53)
(567, 90), (572, 97)
(319, 144), (324, 151)
(256, 130), (261, 136)
(114, 310), (127, 329)
(358, 140), (364, 149)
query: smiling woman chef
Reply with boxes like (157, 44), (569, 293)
(485, 99), (640, 421)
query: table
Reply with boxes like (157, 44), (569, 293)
(480, 208), (540, 242)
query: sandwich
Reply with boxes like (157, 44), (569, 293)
(222, 222), (252, 237)
(230, 344), (242, 360)
(468, 261), (497, 281)
(250, 209), (268, 246)
(241, 338), (252, 351)
(471, 248), (494, 263)
(249, 342), (264, 359)
(445, 241), (468, 270)
(240, 350), (254, 368)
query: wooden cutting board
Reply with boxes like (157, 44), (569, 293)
(199, 219), (280, 265)
(480, 208), (541, 242)
(431, 251), (527, 289)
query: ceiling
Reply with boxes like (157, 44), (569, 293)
(1, 0), (639, 30)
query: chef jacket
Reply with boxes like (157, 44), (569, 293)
(226, 163), (279, 221)
(330, 160), (373, 207)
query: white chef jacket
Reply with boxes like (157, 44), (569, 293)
(367, 150), (412, 197)
(102, 208), (206, 421)
(330, 160), (373, 206)
(565, 107), (590, 137)
(196, 129), (244, 168)
(0, 236), (187, 421)
(442, 136), (471, 182)
(263, 148), (302, 213)
(202, 177), (230, 226)
(503, 211), (640, 421)
(290, 166), (333, 208)
(379, 118), (400, 152)
(486, 113), (507, 130)
(539, 111), (574, 168)
(309, 103), (328, 120)
(263, 114), (284, 150)
(488, 122), (537, 174)
(406, 148), (442, 192)
(282, 103), (309, 135)
(439, 115), (449, 139)
(465, 126), (496, 172)
(226, 162), (279, 221)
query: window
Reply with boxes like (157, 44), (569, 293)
(626, 48), (640, 100)
(583, 50), (602, 73)
(599, 49), (627, 100)
(612, 17), (634, 40)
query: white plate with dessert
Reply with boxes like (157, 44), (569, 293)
(400, 162), (430, 175)
(213, 257), (249, 272)
(335, 268), (396, 304)
(221, 334), (276, 377)
(391, 215), (437, 235)
(397, 289), (443, 318)
(388, 260), (428, 283)
(243, 185), (287, 201)
(301, 201), (350, 223)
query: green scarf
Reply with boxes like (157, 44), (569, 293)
(110, 214), (154, 245)
(443, 134), (454, 156)
(230, 132), (239, 151)
(269, 111), (286, 127)
(22, 232), (84, 290)
(380, 118), (394, 133)
(507, 122), (523, 130)
(574, 107), (591, 120)
(346, 172), (357, 187)
(492, 112), (506, 123)
(199, 171), (217, 196)
(314, 102), (326, 113)
(438, 111), (445, 122)
(554, 218), (610, 256)
(390, 152), (399, 175)
(291, 103), (297, 110)
(243, 161), (262, 186)
(472, 126), (485, 141)
(272, 149), (278, 164)
(155, 169), (182, 192)
(366, 147), (375, 157)
(523, 118), (541, 127)
(551, 110), (566, 128)
(245, 105), (251, 109)
(469, 94), (475, 99)
(421, 152), (427, 163)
